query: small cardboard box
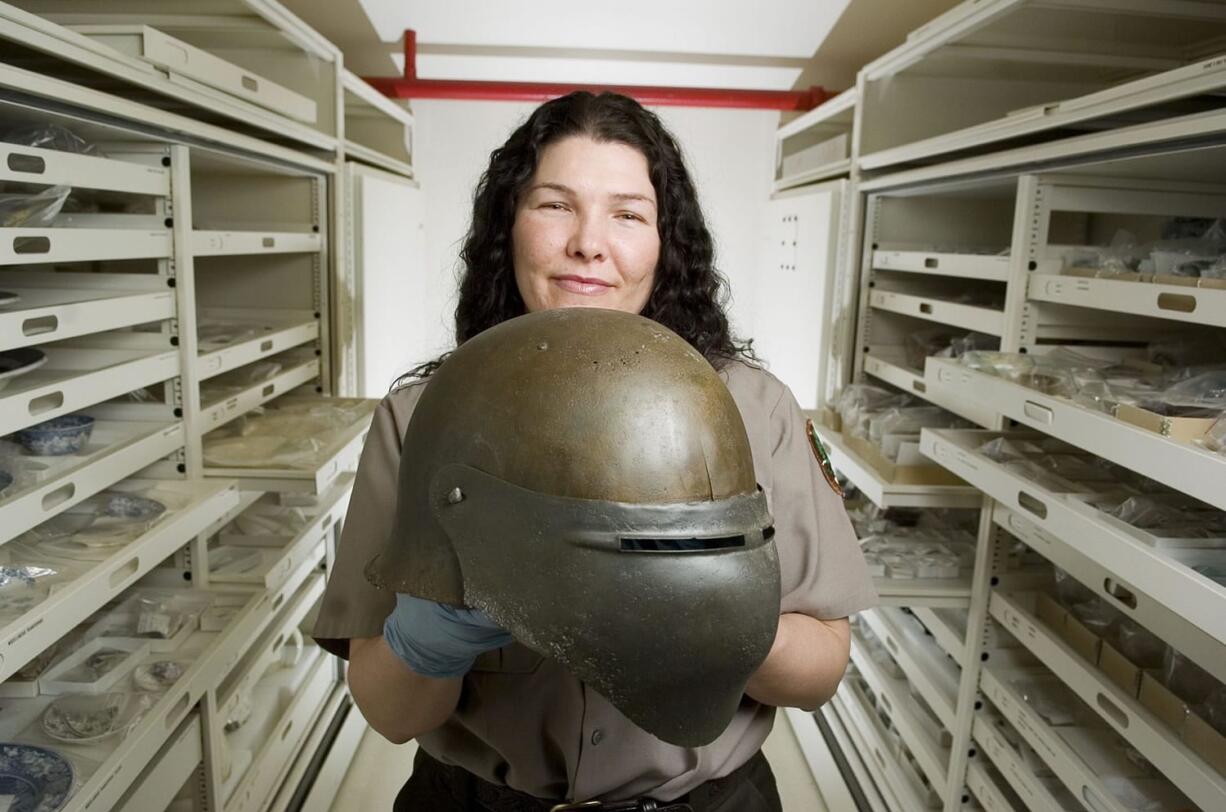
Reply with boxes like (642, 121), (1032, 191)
(1199, 276), (1226, 290)
(1059, 613), (1103, 663)
(817, 406), (841, 433)
(1115, 403), (1217, 445)
(1098, 641), (1145, 698)
(844, 433), (967, 487)
(1139, 670), (1189, 732)
(1035, 593), (1067, 632)
(1183, 712), (1226, 776)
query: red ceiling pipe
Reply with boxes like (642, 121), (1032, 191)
(363, 29), (833, 112)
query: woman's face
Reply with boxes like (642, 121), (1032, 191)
(512, 136), (660, 314)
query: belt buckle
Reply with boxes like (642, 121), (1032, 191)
(549, 803), (604, 812)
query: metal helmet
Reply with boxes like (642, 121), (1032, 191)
(366, 308), (780, 747)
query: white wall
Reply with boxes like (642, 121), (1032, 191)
(404, 98), (778, 372)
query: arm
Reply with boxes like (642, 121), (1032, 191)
(347, 636), (463, 744)
(745, 613), (851, 711)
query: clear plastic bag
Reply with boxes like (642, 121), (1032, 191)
(1159, 369), (1226, 410)
(1114, 617), (1167, 667)
(0, 184), (70, 227)
(1199, 413), (1226, 455)
(1163, 648), (1218, 705)
(2, 123), (104, 156)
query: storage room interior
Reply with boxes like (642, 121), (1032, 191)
(0, 0), (1224, 810)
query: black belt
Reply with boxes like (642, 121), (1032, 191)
(434, 749), (767, 812)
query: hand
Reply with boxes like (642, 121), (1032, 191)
(382, 593), (513, 679)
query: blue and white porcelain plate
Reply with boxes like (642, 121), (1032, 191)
(0, 743), (73, 812)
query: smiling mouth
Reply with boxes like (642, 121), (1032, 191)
(553, 275), (614, 295)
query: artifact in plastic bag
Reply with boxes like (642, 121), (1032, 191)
(1068, 596), (1120, 637)
(1113, 617), (1167, 667)
(225, 692), (255, 732)
(1163, 648), (1219, 705)
(937, 331), (997, 360)
(959, 350), (1035, 380)
(1054, 567), (1097, 609)
(905, 328), (959, 369)
(0, 564), (58, 620)
(0, 184), (70, 227)
(1, 123), (105, 156)
(1159, 369), (1226, 411)
(133, 660), (187, 692)
(1011, 673), (1084, 726)
(1147, 333), (1226, 368)
(1064, 230), (1146, 278)
(42, 691), (152, 743)
(835, 384), (910, 440)
(1199, 414), (1226, 456)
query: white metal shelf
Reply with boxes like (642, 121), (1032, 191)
(813, 423), (982, 509)
(862, 608), (960, 731)
(913, 607), (966, 666)
(774, 89), (855, 192)
(113, 712), (204, 812)
(0, 227), (171, 265)
(223, 644), (333, 812)
(965, 761), (1020, 812)
(202, 396), (376, 494)
(972, 713), (1071, 812)
(923, 428), (1226, 674)
(874, 576), (972, 609)
(981, 665), (1183, 812)
(1028, 273), (1226, 330)
(0, 420), (183, 540)
(820, 704), (893, 812)
(851, 633), (951, 800)
(191, 230), (323, 257)
(990, 590), (1226, 811)
(196, 308), (319, 381)
(863, 347), (997, 428)
(924, 358), (1226, 513)
(870, 290), (1004, 336)
(0, 476), (237, 684)
(0, 140), (169, 195)
(0, 277), (174, 351)
(774, 159), (852, 193)
(873, 250), (1010, 282)
(199, 357), (320, 433)
(832, 683), (935, 811)
(342, 68), (413, 179)
(0, 344), (178, 436)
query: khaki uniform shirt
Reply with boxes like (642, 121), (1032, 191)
(312, 359), (877, 802)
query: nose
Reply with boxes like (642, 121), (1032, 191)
(566, 212), (607, 263)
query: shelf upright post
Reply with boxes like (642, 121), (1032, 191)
(168, 143), (205, 479)
(200, 689), (227, 812)
(1006, 174), (1044, 354)
(943, 498), (1006, 811)
(312, 174), (334, 398)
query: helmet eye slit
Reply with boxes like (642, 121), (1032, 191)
(619, 535), (746, 552)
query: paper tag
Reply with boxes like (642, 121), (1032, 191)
(136, 610), (173, 639)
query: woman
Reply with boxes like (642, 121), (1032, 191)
(312, 91), (876, 811)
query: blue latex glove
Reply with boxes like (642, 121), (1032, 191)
(382, 593), (513, 679)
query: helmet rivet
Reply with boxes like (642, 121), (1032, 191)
(537, 341), (548, 350)
(447, 487), (465, 504)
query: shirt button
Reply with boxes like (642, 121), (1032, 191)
(590, 729), (605, 746)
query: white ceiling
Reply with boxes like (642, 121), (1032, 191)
(360, 0), (852, 90)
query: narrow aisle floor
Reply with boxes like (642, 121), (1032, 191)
(329, 709), (830, 811)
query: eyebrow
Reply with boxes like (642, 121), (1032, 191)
(528, 182), (657, 209)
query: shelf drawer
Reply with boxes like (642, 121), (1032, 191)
(873, 250), (1010, 281)
(0, 228), (170, 266)
(0, 141), (169, 196)
(0, 477), (237, 685)
(870, 290), (1004, 336)
(922, 428), (1226, 664)
(0, 346), (179, 436)
(191, 230), (322, 257)
(990, 590), (1226, 811)
(199, 358), (320, 433)
(966, 762), (1019, 812)
(196, 310), (319, 381)
(1029, 273), (1226, 330)
(0, 284), (174, 352)
(113, 712), (203, 812)
(73, 25), (317, 124)
(972, 715), (1067, 812)
(0, 420), (183, 541)
(863, 347), (997, 427)
(923, 357), (1226, 513)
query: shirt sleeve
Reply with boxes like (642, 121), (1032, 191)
(311, 392), (408, 659)
(769, 386), (878, 619)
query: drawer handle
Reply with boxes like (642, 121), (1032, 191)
(13, 236), (50, 254)
(108, 556), (140, 588)
(924, 257), (939, 269)
(1157, 292), (1195, 313)
(28, 391), (64, 416)
(1022, 400), (1053, 423)
(272, 592), (286, 612)
(919, 303), (933, 314)
(1017, 491), (1047, 519)
(911, 380), (926, 393)
(872, 747), (885, 769)
(281, 718), (294, 740)
(22, 315), (58, 337)
(1103, 578), (1137, 610)
(41, 482), (75, 511)
(262, 236), (276, 248)
(260, 339), (274, 352)
(1095, 692), (1129, 729)
(7, 153), (46, 174)
(878, 694), (892, 715)
(262, 384), (275, 397)
(242, 75), (260, 92)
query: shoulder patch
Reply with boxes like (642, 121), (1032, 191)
(805, 419), (845, 498)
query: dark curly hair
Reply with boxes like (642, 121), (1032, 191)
(398, 91), (752, 383)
